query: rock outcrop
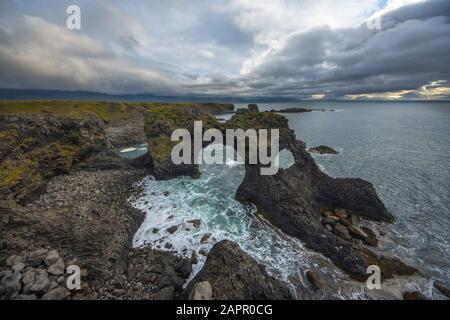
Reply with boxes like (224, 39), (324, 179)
(185, 241), (293, 300)
(144, 106), (221, 180)
(248, 104), (259, 112)
(308, 145), (339, 154)
(144, 109), (415, 281)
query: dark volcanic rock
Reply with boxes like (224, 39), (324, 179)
(308, 145), (339, 155)
(0, 113), (108, 205)
(230, 112), (412, 281)
(186, 240), (293, 300)
(433, 280), (450, 298)
(0, 169), (148, 291)
(248, 104), (259, 112)
(144, 108), (413, 282)
(144, 107), (220, 180)
(269, 107), (329, 113)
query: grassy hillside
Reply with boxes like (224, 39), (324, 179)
(0, 100), (234, 123)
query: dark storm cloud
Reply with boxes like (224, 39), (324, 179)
(0, 0), (449, 99)
(242, 0), (450, 99)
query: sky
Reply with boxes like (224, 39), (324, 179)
(0, 0), (449, 100)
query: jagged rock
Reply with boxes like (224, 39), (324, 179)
(334, 208), (347, 219)
(308, 145), (339, 154)
(153, 286), (174, 300)
(200, 234), (212, 244)
(347, 225), (367, 240)
(320, 210), (334, 217)
(41, 287), (71, 300)
(44, 250), (60, 266)
(29, 274), (52, 294)
(48, 259), (65, 276)
(306, 271), (323, 290)
(191, 251), (198, 264)
(160, 265), (184, 290)
(188, 281), (213, 300)
(0, 270), (22, 297)
(166, 226), (178, 234)
(403, 291), (428, 300)
(22, 269), (36, 285)
(334, 224), (352, 241)
(6, 254), (26, 267)
(362, 227), (378, 247)
(186, 240), (292, 300)
(199, 249), (208, 257)
(27, 249), (48, 267)
(321, 216), (339, 226)
(434, 281), (450, 298)
(176, 259), (192, 279)
(11, 262), (26, 273)
(187, 219), (202, 228)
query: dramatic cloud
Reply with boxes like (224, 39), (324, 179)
(0, 0), (449, 99)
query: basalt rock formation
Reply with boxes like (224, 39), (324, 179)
(185, 240), (293, 300)
(0, 113), (110, 206)
(144, 110), (416, 281)
(144, 106), (221, 180)
(308, 145), (339, 154)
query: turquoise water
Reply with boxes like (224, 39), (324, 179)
(128, 101), (450, 298)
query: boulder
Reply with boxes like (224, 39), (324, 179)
(188, 281), (213, 300)
(347, 225), (367, 240)
(29, 274), (52, 294)
(27, 249), (48, 267)
(334, 208), (347, 219)
(0, 270), (22, 297)
(41, 287), (71, 300)
(166, 226), (178, 234)
(48, 259), (65, 276)
(334, 224), (352, 241)
(153, 286), (174, 300)
(321, 216), (339, 226)
(361, 227), (378, 247)
(44, 250), (60, 267)
(187, 219), (202, 228)
(200, 234), (212, 244)
(305, 271), (323, 291)
(11, 262), (26, 273)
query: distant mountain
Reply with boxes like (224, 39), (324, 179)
(0, 89), (296, 103)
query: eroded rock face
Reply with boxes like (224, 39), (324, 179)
(231, 112), (414, 281)
(186, 240), (293, 300)
(144, 107), (221, 180)
(0, 113), (108, 205)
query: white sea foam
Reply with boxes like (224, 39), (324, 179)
(120, 147), (137, 153)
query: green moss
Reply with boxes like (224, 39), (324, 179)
(147, 136), (175, 161)
(0, 158), (38, 189)
(0, 100), (234, 123)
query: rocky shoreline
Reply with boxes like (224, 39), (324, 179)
(1, 101), (449, 300)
